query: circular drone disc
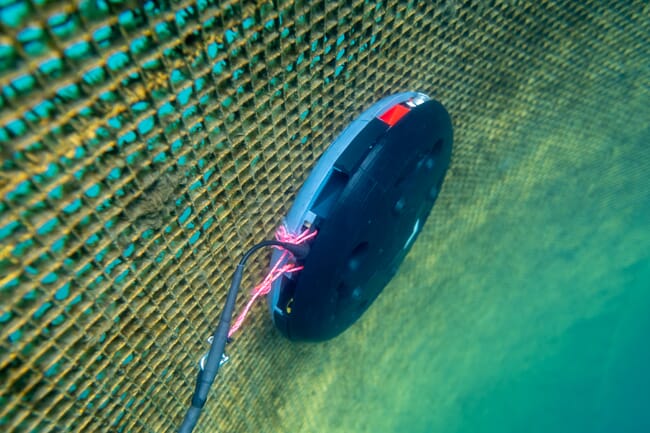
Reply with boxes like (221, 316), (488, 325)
(268, 92), (453, 341)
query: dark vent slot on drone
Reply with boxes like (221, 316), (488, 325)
(311, 168), (349, 219)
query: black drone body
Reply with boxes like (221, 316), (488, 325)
(268, 92), (453, 341)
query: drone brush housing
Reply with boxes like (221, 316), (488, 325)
(268, 92), (453, 341)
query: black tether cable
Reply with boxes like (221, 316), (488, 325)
(178, 240), (310, 433)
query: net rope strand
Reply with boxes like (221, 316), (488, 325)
(228, 226), (317, 338)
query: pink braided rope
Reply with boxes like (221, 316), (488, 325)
(228, 226), (317, 338)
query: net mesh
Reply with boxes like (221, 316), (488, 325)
(1, 1), (649, 432)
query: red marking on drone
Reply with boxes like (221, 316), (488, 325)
(228, 226), (317, 338)
(378, 104), (410, 126)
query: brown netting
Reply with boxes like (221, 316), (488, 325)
(1, 1), (649, 432)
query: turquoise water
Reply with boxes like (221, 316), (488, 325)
(456, 263), (650, 433)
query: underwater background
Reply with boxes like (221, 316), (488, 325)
(1, 1), (648, 432)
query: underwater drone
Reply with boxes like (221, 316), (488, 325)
(179, 92), (453, 432)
